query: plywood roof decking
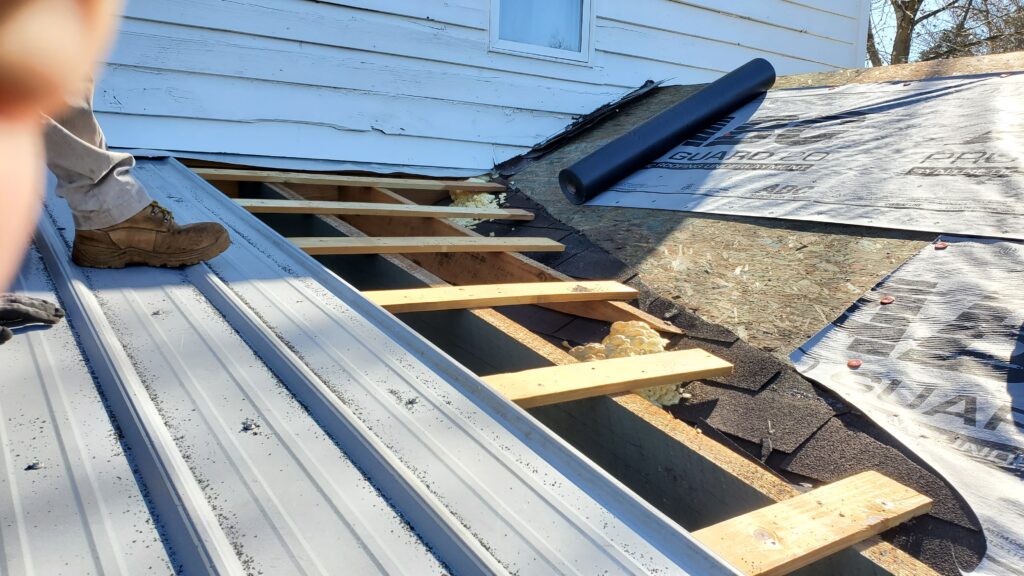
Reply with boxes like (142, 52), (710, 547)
(507, 51), (1024, 357)
(6, 158), (739, 575)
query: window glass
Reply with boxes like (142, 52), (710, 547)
(498, 0), (583, 52)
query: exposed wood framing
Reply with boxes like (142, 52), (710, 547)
(694, 471), (932, 576)
(483, 349), (732, 408)
(250, 181), (933, 575)
(235, 198), (533, 220)
(365, 281), (638, 313)
(603, 394), (939, 576)
(194, 168), (505, 192)
(291, 236), (564, 255)
(294, 182), (682, 334)
(266, 181), (572, 369)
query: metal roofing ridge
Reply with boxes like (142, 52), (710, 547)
(34, 211), (246, 575)
(3, 249), (172, 575)
(150, 164), (592, 573)
(184, 260), (499, 574)
(41, 190), (448, 573)
(156, 158), (737, 575)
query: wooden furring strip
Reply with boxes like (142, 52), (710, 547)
(482, 349), (732, 408)
(693, 470), (932, 576)
(290, 236), (564, 255)
(365, 281), (638, 313)
(194, 168), (504, 192)
(235, 198), (533, 220)
(324, 185), (683, 334)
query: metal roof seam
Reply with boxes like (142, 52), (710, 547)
(162, 158), (736, 574)
(185, 263), (504, 574)
(33, 210), (246, 576)
(191, 206), (637, 573)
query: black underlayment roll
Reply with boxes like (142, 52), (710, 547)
(558, 58), (776, 205)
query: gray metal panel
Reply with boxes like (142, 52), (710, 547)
(136, 158), (737, 575)
(38, 189), (447, 575)
(0, 249), (172, 576)
(17, 157), (735, 574)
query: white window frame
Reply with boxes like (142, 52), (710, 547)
(488, 0), (594, 65)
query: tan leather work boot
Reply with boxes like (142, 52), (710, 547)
(72, 202), (230, 268)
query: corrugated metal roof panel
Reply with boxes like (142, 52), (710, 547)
(2, 249), (173, 576)
(4, 158), (736, 575)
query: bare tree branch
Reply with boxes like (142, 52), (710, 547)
(867, 20), (886, 65)
(915, 0), (962, 24)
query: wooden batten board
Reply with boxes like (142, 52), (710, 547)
(483, 349), (733, 409)
(694, 471), (932, 576)
(235, 198), (533, 220)
(365, 281), (638, 313)
(290, 236), (564, 255)
(316, 184), (682, 334)
(266, 182), (576, 368)
(193, 168), (505, 192)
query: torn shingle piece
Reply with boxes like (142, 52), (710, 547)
(643, 298), (738, 343)
(555, 248), (636, 282)
(671, 379), (837, 453)
(494, 305), (576, 337)
(688, 417), (772, 467)
(552, 316), (615, 346)
(781, 415), (982, 532)
(498, 195), (574, 231)
(526, 232), (591, 268)
(881, 515), (985, 576)
(686, 338), (786, 392)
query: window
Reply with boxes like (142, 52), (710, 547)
(489, 0), (593, 64)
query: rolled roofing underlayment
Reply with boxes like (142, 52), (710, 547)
(589, 73), (1024, 241)
(793, 236), (1024, 575)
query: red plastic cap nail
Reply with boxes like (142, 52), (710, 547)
(847, 359), (863, 369)
(934, 241), (949, 250)
(880, 295), (896, 305)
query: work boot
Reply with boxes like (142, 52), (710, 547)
(72, 202), (230, 269)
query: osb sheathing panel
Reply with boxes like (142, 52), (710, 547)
(509, 51), (1024, 358)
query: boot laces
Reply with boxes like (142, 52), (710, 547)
(148, 202), (173, 224)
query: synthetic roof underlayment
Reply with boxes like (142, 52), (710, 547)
(1, 158), (736, 575)
(588, 72), (1024, 240)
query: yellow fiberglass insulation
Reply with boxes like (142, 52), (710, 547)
(448, 189), (507, 228)
(566, 321), (683, 406)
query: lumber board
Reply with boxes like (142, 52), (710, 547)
(482, 349), (732, 408)
(290, 236), (564, 255)
(693, 470), (932, 576)
(267, 183), (576, 368)
(365, 281), (638, 313)
(193, 168), (505, 192)
(235, 198), (533, 220)
(323, 185), (682, 334)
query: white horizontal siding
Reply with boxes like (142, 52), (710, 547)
(101, 0), (867, 173)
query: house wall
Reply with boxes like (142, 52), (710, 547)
(98, 0), (870, 174)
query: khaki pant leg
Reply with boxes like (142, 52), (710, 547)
(44, 81), (151, 230)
